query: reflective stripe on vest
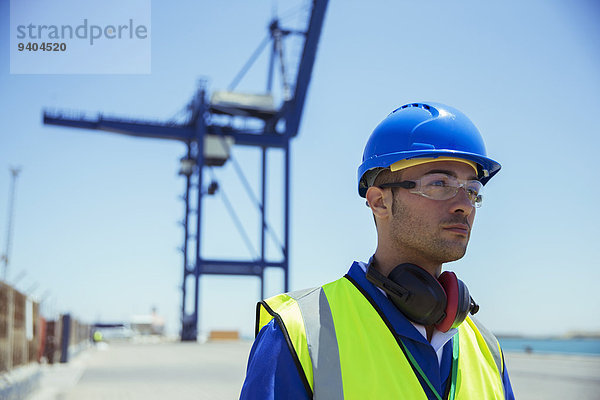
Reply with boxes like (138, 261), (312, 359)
(257, 276), (504, 399)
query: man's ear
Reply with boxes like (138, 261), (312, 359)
(366, 186), (393, 220)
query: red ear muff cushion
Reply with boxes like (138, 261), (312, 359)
(436, 271), (459, 332)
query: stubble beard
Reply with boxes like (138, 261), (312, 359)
(390, 195), (469, 265)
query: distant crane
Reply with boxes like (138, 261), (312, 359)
(2, 167), (21, 282)
(43, 1), (329, 341)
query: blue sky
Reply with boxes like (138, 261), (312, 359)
(1, 0), (599, 337)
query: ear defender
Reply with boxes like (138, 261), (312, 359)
(436, 271), (473, 332)
(366, 263), (479, 332)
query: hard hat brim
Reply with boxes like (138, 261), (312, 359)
(358, 149), (501, 197)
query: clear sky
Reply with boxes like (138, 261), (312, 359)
(1, 0), (599, 338)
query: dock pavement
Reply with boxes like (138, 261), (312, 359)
(29, 339), (600, 400)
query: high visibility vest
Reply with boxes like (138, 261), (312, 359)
(256, 275), (505, 399)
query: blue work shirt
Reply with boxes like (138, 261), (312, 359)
(240, 261), (515, 399)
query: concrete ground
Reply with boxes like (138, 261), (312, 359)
(30, 340), (252, 400)
(504, 352), (600, 400)
(28, 340), (600, 400)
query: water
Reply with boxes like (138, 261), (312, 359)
(498, 337), (600, 356)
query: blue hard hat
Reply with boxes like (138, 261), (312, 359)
(358, 102), (501, 197)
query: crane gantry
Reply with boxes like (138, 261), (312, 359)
(43, 0), (328, 341)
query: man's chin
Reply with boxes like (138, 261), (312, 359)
(436, 245), (468, 264)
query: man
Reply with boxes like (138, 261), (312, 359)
(240, 102), (515, 399)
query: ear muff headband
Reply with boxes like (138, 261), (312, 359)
(366, 262), (478, 332)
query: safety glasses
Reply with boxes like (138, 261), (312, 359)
(378, 173), (483, 208)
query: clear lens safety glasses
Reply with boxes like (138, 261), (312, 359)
(378, 173), (483, 208)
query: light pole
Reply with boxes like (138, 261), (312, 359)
(2, 167), (21, 282)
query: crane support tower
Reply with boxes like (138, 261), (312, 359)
(43, 1), (329, 341)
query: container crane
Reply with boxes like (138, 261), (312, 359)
(43, 0), (329, 341)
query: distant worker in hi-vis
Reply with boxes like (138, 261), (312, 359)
(240, 102), (515, 399)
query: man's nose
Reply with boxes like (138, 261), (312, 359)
(449, 187), (475, 214)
